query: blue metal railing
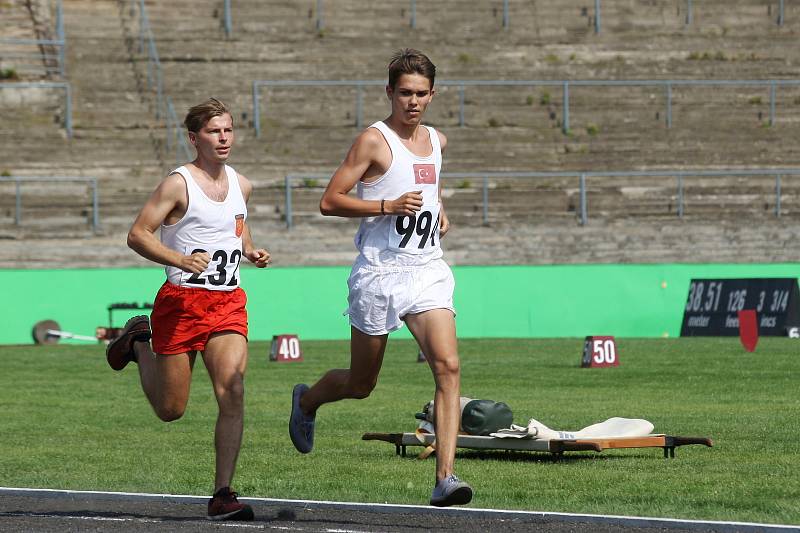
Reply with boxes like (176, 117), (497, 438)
(0, 81), (72, 137)
(0, 176), (99, 232)
(0, 0), (65, 76)
(165, 97), (193, 164)
(282, 168), (800, 228)
(227, 0), (785, 34)
(132, 0), (164, 119)
(128, 0), (192, 167)
(223, 0), (232, 37)
(253, 78), (800, 138)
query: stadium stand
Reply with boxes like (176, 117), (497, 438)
(1, 0), (799, 267)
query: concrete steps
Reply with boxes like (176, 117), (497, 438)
(2, 0), (800, 265)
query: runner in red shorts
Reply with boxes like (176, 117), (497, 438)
(106, 98), (269, 521)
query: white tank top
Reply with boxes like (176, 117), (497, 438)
(161, 164), (247, 290)
(353, 121), (443, 267)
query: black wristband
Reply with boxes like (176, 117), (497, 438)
(380, 199), (385, 215)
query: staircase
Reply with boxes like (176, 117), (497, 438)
(1, 0), (799, 266)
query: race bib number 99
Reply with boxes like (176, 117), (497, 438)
(388, 204), (441, 254)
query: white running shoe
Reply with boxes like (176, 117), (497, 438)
(430, 474), (473, 507)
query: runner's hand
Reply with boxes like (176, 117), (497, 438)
(439, 208), (450, 238)
(247, 248), (270, 268)
(387, 191), (423, 215)
(180, 251), (210, 274)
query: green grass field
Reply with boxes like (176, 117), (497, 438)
(0, 337), (798, 525)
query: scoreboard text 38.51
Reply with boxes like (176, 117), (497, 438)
(680, 278), (800, 336)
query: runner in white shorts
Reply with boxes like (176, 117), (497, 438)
(289, 48), (473, 508)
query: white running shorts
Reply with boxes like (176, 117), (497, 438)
(345, 257), (456, 336)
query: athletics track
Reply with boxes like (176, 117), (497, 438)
(1, 488), (798, 532)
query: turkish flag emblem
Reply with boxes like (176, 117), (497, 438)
(413, 164), (436, 184)
(235, 214), (244, 237)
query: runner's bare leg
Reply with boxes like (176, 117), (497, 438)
(134, 340), (195, 422)
(405, 309), (461, 483)
(203, 332), (249, 491)
(300, 327), (388, 414)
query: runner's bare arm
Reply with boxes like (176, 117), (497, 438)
(320, 128), (423, 217)
(236, 172), (269, 267)
(242, 223), (269, 267)
(437, 130), (450, 237)
(236, 172), (270, 267)
(127, 174), (210, 273)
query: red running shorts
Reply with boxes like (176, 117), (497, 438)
(151, 281), (248, 355)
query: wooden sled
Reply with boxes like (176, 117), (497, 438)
(362, 431), (713, 459)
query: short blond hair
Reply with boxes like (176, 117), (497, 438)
(184, 98), (231, 133)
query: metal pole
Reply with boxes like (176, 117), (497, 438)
(285, 175), (293, 229)
(253, 82), (261, 138)
(410, 0), (416, 28)
(146, 39), (154, 90)
(677, 175), (684, 217)
(57, 0), (65, 76)
(14, 180), (21, 226)
(316, 0), (324, 30)
(594, 0), (601, 33)
(174, 125), (179, 167)
(775, 175), (782, 217)
(503, 0), (509, 30)
(482, 176), (489, 225)
(356, 83), (363, 129)
(224, 0), (232, 37)
(138, 0), (145, 54)
(156, 64), (163, 119)
(91, 178), (99, 232)
(64, 83), (72, 138)
(165, 98), (174, 153)
(666, 83), (672, 128)
(685, 0), (692, 25)
(778, 0), (784, 26)
(769, 81), (776, 126)
(458, 85), (465, 127)
(579, 174), (587, 225)
(562, 82), (570, 134)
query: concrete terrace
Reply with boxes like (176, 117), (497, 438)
(1, 0), (799, 266)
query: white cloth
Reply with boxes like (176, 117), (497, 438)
(161, 165), (247, 290)
(346, 256), (455, 335)
(352, 121), (443, 267)
(490, 417), (654, 440)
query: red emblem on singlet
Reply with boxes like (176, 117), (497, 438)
(235, 214), (244, 237)
(413, 164), (436, 184)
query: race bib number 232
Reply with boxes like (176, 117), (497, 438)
(388, 204), (441, 254)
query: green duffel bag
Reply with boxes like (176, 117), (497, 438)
(460, 398), (514, 436)
(416, 397), (514, 436)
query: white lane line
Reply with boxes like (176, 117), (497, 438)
(1, 486), (797, 532)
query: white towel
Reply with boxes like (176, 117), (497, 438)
(490, 417), (654, 440)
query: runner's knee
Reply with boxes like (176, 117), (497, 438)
(430, 354), (460, 378)
(215, 372), (245, 410)
(347, 378), (377, 399)
(155, 403), (186, 422)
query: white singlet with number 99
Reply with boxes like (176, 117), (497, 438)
(388, 204), (441, 254)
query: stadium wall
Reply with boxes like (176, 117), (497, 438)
(2, 264), (798, 345)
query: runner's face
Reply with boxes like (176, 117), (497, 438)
(387, 73), (434, 126)
(190, 113), (234, 163)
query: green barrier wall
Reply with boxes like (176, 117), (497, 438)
(2, 263), (798, 345)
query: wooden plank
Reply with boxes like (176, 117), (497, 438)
(362, 432), (713, 456)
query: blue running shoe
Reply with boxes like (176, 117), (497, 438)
(430, 474), (473, 507)
(289, 383), (315, 453)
